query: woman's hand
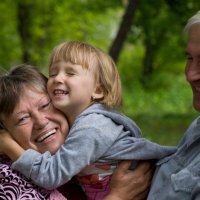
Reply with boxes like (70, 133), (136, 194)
(104, 161), (154, 200)
(0, 129), (24, 160)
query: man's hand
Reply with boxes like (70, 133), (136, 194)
(105, 161), (154, 200)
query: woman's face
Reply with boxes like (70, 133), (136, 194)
(3, 88), (69, 154)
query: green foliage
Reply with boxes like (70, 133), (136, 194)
(119, 51), (193, 116)
(0, 0), (123, 69)
(0, 0), (21, 69)
(0, 0), (200, 145)
(122, 78), (193, 115)
(134, 112), (198, 145)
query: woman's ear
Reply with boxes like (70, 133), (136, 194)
(92, 84), (104, 100)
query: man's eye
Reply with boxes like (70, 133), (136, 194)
(185, 54), (193, 61)
(187, 56), (193, 61)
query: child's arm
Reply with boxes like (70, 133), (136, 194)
(0, 129), (25, 160)
(12, 120), (117, 190)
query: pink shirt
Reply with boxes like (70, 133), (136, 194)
(0, 157), (67, 200)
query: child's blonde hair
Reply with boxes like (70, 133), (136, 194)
(49, 41), (122, 108)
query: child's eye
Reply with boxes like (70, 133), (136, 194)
(49, 68), (58, 77)
(66, 72), (75, 76)
(49, 73), (57, 77)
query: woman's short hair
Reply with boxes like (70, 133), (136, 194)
(0, 64), (47, 128)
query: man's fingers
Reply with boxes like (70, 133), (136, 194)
(136, 161), (154, 174)
(132, 187), (150, 200)
(116, 160), (132, 172)
(109, 161), (154, 200)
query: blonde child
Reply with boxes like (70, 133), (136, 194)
(6, 41), (176, 200)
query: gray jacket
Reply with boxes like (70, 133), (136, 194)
(12, 104), (176, 190)
(148, 116), (200, 200)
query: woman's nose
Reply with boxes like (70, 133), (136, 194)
(33, 114), (49, 130)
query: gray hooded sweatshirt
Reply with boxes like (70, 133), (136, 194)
(12, 103), (176, 189)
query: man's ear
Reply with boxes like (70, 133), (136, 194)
(92, 84), (104, 100)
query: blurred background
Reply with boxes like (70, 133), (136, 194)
(0, 0), (199, 145)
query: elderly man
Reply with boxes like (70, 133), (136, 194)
(147, 10), (200, 200)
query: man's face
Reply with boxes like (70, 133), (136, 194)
(4, 88), (69, 154)
(185, 25), (200, 111)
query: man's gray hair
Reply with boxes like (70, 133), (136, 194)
(184, 11), (200, 34)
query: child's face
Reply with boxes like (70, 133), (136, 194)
(47, 61), (102, 124)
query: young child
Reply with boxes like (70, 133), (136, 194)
(5, 41), (176, 200)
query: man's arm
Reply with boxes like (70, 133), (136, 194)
(104, 161), (154, 200)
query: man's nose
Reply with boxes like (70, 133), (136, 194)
(186, 62), (200, 82)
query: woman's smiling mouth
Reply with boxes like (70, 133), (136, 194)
(36, 129), (57, 143)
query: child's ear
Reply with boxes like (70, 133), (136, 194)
(92, 84), (104, 100)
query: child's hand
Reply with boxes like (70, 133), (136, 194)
(0, 129), (14, 155)
(0, 129), (24, 161)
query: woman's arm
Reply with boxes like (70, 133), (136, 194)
(104, 161), (154, 200)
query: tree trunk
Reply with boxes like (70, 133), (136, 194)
(17, 2), (32, 63)
(141, 40), (156, 88)
(143, 42), (153, 76)
(109, 0), (140, 63)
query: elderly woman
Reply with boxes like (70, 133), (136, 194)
(0, 64), (85, 199)
(0, 64), (152, 200)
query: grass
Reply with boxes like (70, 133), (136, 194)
(133, 113), (199, 146)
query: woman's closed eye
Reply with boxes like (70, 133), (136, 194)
(40, 100), (52, 111)
(17, 114), (30, 125)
